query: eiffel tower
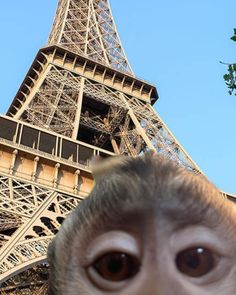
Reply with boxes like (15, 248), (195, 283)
(0, 1), (234, 294)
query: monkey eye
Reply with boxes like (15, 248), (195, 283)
(176, 247), (217, 277)
(92, 252), (140, 282)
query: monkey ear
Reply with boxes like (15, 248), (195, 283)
(47, 239), (56, 295)
(90, 155), (128, 182)
(47, 238), (55, 265)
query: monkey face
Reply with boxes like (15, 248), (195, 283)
(48, 154), (236, 294)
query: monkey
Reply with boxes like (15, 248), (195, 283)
(89, 155), (127, 182)
(47, 152), (236, 295)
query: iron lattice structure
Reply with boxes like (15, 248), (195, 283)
(0, 0), (235, 294)
(48, 0), (133, 74)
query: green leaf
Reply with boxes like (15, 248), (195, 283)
(228, 67), (233, 76)
(224, 74), (231, 81)
(222, 29), (236, 96)
(230, 35), (236, 42)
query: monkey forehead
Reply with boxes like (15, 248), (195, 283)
(75, 154), (232, 231)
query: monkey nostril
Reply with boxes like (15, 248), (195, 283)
(176, 247), (216, 278)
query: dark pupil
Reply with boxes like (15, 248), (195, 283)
(176, 247), (215, 277)
(108, 256), (123, 274)
(94, 252), (139, 281)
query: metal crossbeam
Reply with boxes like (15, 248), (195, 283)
(48, 0), (133, 74)
(0, 173), (85, 285)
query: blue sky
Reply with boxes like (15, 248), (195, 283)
(0, 1), (235, 194)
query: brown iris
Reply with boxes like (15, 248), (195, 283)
(94, 252), (140, 281)
(176, 247), (215, 277)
